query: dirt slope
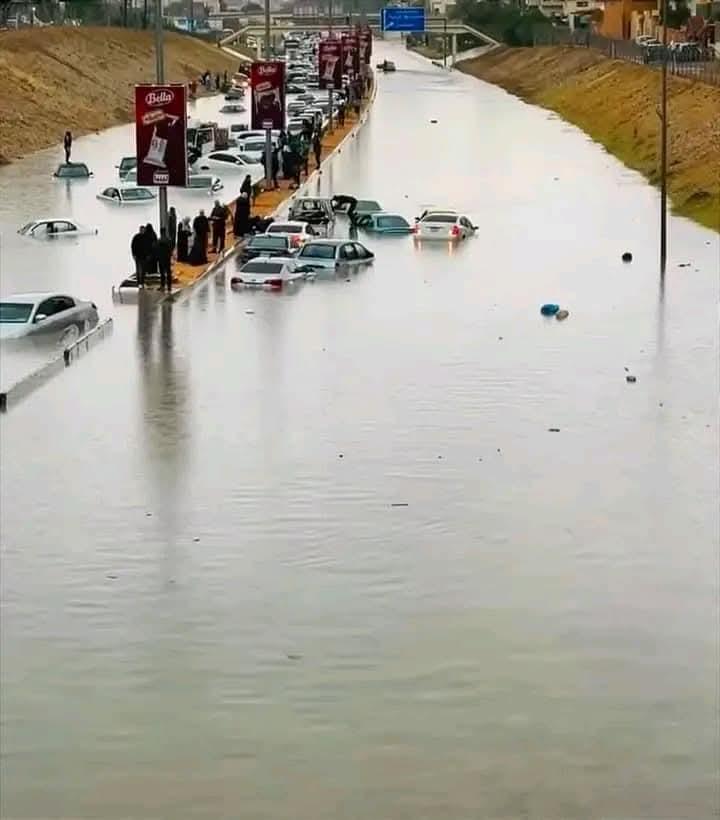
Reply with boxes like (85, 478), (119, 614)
(458, 47), (720, 231)
(0, 27), (239, 163)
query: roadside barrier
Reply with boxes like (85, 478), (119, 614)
(0, 319), (113, 414)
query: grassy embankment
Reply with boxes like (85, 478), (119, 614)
(458, 47), (720, 231)
(0, 26), (241, 164)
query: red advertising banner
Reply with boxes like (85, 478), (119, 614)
(341, 33), (360, 77)
(359, 29), (372, 64)
(250, 61), (286, 130)
(134, 84), (187, 187)
(318, 38), (342, 90)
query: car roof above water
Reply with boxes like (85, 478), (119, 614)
(2, 291), (65, 303)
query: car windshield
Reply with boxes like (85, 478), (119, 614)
(423, 213), (457, 223)
(268, 224), (300, 233)
(122, 188), (153, 200)
(358, 201), (382, 211)
(242, 142), (265, 151)
(119, 157), (136, 170)
(249, 236), (287, 248)
(0, 303), (33, 323)
(19, 222), (35, 234)
(378, 216), (409, 228)
(300, 244), (335, 259)
(56, 164), (89, 178)
(242, 261), (284, 274)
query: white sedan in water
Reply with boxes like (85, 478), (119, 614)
(413, 210), (478, 241)
(294, 239), (375, 270)
(18, 218), (98, 238)
(230, 257), (311, 289)
(96, 186), (156, 205)
(194, 151), (265, 179)
(0, 292), (99, 344)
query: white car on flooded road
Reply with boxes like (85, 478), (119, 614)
(413, 211), (477, 242)
(0, 292), (99, 345)
(96, 186), (156, 205)
(264, 220), (319, 249)
(294, 239), (375, 271)
(18, 218), (98, 238)
(230, 257), (312, 289)
(194, 151), (264, 179)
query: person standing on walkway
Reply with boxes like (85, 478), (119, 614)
(338, 102), (345, 127)
(233, 192), (251, 238)
(193, 210), (210, 257)
(176, 217), (191, 263)
(144, 223), (158, 276)
(131, 225), (146, 285)
(240, 174), (253, 200)
(63, 131), (72, 163)
(154, 228), (173, 291)
(210, 200), (228, 253)
(167, 206), (178, 250)
(312, 131), (322, 170)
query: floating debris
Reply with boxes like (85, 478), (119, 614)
(286, 654), (303, 661)
(626, 375), (637, 383)
(541, 303), (560, 316)
(338, 453), (344, 458)
(193, 537), (200, 542)
(548, 428), (561, 433)
(555, 309), (569, 321)
(430, 119), (438, 124)
(622, 252), (633, 262)
(245, 309), (255, 315)
(106, 574), (118, 580)
(391, 503), (409, 507)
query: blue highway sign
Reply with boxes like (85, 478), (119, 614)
(381, 6), (426, 32)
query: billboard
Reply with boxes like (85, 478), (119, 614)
(250, 61), (286, 130)
(381, 6), (425, 32)
(341, 33), (360, 77)
(134, 84), (187, 187)
(359, 27), (372, 64)
(318, 39), (342, 90)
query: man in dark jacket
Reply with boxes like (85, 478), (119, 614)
(312, 132), (322, 169)
(193, 209), (210, 251)
(153, 227), (173, 291)
(131, 225), (146, 285)
(271, 148), (280, 190)
(210, 200), (229, 253)
(167, 207), (178, 250)
(240, 174), (253, 200)
(63, 131), (72, 163)
(233, 192), (251, 238)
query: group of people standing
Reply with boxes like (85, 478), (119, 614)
(130, 220), (174, 291)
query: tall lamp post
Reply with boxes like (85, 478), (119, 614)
(263, 0), (273, 189)
(328, 0), (334, 133)
(154, 0), (168, 233)
(659, 0), (668, 276)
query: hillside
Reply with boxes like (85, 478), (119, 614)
(0, 27), (239, 163)
(458, 47), (720, 231)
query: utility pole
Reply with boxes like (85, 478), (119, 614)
(155, 0), (168, 233)
(263, 0), (273, 190)
(443, 16), (447, 68)
(659, 0), (668, 276)
(328, 0), (334, 132)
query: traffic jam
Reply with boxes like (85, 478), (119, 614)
(0, 30), (479, 355)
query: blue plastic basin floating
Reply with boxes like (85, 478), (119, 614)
(540, 303), (560, 316)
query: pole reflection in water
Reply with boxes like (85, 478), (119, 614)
(136, 294), (191, 539)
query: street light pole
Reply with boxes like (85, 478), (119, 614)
(328, 0), (334, 133)
(154, 0), (168, 233)
(263, 0), (272, 190)
(659, 0), (668, 276)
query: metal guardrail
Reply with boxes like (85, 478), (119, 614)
(0, 319), (113, 414)
(533, 27), (720, 87)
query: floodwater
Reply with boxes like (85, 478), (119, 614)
(1, 43), (718, 819)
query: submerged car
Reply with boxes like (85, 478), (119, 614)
(194, 152), (264, 178)
(294, 239), (374, 270)
(0, 292), (99, 345)
(355, 212), (412, 234)
(116, 156), (137, 178)
(53, 162), (93, 179)
(264, 220), (318, 248)
(288, 197), (335, 228)
(185, 174), (224, 195)
(18, 218), (98, 238)
(230, 257), (311, 289)
(413, 211), (477, 241)
(97, 186), (156, 204)
(239, 234), (294, 262)
(219, 103), (246, 114)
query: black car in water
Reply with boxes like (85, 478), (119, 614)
(239, 234), (294, 262)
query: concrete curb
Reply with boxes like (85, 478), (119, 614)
(163, 79), (379, 307)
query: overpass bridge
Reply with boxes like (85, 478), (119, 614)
(218, 15), (499, 62)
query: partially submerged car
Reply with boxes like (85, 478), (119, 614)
(294, 239), (374, 270)
(18, 218), (98, 238)
(355, 212), (412, 234)
(53, 162), (92, 179)
(185, 174), (224, 195)
(413, 211), (477, 241)
(377, 60), (396, 72)
(219, 103), (246, 114)
(97, 186), (156, 204)
(239, 234), (295, 262)
(0, 292), (99, 346)
(230, 257), (312, 289)
(264, 220), (318, 248)
(116, 156), (137, 179)
(288, 197), (335, 228)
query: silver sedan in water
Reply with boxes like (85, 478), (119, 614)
(0, 292), (99, 346)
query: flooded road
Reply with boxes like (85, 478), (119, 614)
(1, 43), (718, 819)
